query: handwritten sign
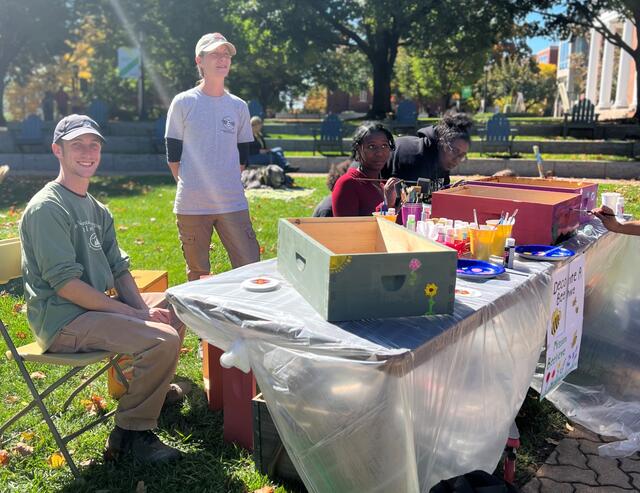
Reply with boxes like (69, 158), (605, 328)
(541, 254), (585, 399)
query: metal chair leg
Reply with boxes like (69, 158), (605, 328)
(0, 366), (84, 435)
(61, 356), (119, 411)
(6, 339), (80, 476)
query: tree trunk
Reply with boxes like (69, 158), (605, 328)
(369, 57), (393, 119)
(634, 55), (640, 122)
(0, 75), (6, 125)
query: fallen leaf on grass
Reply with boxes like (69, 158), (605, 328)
(15, 331), (27, 340)
(259, 246), (265, 254)
(4, 395), (19, 404)
(0, 450), (9, 466)
(79, 458), (96, 467)
(20, 431), (35, 442)
(149, 217), (156, 222)
(48, 451), (66, 468)
(252, 487), (274, 493)
(12, 303), (23, 313)
(117, 225), (129, 232)
(179, 347), (192, 354)
(80, 395), (108, 415)
(30, 371), (46, 380)
(13, 442), (33, 456)
(134, 238), (145, 245)
(135, 480), (147, 493)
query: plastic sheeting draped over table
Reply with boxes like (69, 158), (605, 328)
(532, 229), (640, 442)
(166, 221), (619, 492)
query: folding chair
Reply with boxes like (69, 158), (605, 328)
(0, 237), (128, 477)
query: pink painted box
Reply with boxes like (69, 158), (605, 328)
(466, 177), (598, 224)
(431, 185), (582, 246)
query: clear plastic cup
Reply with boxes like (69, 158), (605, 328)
(469, 226), (496, 260)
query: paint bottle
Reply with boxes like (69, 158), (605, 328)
(503, 238), (515, 269)
(421, 203), (432, 222)
(406, 214), (416, 232)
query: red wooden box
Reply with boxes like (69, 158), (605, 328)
(466, 177), (598, 224)
(431, 185), (581, 246)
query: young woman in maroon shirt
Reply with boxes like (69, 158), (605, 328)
(332, 123), (402, 217)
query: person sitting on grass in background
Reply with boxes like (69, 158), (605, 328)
(247, 116), (298, 172)
(20, 114), (186, 464)
(592, 205), (640, 236)
(332, 122), (402, 217)
(312, 160), (351, 217)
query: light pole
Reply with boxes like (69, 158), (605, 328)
(482, 63), (491, 113)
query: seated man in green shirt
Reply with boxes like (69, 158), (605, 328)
(19, 115), (183, 463)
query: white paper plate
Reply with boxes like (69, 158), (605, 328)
(241, 276), (280, 292)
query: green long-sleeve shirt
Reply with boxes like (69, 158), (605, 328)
(19, 182), (130, 350)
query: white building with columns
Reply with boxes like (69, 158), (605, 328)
(586, 12), (637, 120)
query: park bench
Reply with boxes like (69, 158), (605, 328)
(563, 98), (599, 139)
(478, 113), (518, 156)
(15, 114), (45, 151)
(152, 114), (167, 153)
(390, 100), (418, 135)
(248, 99), (265, 120)
(87, 99), (109, 130)
(312, 114), (347, 155)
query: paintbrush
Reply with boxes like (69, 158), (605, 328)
(571, 208), (616, 217)
(352, 177), (417, 183)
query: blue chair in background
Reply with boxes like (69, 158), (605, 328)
(312, 114), (346, 155)
(248, 100), (265, 120)
(152, 114), (167, 153)
(15, 115), (45, 151)
(87, 99), (109, 129)
(390, 100), (418, 135)
(479, 113), (517, 156)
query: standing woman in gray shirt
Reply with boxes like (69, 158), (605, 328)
(165, 33), (260, 280)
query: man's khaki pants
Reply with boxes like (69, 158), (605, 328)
(176, 209), (260, 281)
(48, 293), (184, 431)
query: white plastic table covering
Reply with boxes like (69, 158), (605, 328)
(167, 221), (610, 492)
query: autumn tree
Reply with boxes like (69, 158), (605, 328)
(0, 0), (72, 123)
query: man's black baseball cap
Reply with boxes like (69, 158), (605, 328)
(53, 114), (105, 144)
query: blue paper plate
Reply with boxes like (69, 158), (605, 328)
(456, 259), (505, 279)
(515, 245), (575, 261)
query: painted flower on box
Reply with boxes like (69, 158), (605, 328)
(408, 258), (422, 286)
(424, 283), (438, 297)
(329, 255), (352, 273)
(424, 282), (439, 315)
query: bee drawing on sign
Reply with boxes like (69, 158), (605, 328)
(551, 308), (562, 336)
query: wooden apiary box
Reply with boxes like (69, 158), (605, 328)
(466, 176), (598, 224)
(252, 393), (303, 485)
(277, 216), (457, 321)
(431, 185), (582, 246)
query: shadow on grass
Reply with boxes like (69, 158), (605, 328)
(0, 175), (175, 211)
(57, 376), (253, 493)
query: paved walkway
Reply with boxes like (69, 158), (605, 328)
(522, 425), (640, 492)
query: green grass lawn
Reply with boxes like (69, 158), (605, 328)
(0, 174), (638, 491)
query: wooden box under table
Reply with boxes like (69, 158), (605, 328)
(465, 176), (598, 224)
(277, 216), (457, 321)
(252, 393), (302, 485)
(431, 185), (582, 246)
